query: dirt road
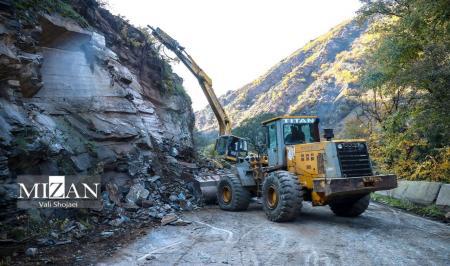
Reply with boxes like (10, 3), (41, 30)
(101, 202), (449, 265)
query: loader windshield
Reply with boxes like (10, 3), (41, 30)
(283, 123), (319, 144)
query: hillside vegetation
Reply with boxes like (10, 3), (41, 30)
(195, 0), (449, 182)
(348, 0), (450, 182)
(196, 19), (372, 133)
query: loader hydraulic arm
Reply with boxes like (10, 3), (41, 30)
(148, 26), (231, 136)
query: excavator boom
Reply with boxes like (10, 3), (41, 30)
(148, 26), (250, 202)
(148, 26), (231, 135)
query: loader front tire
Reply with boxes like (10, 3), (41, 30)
(329, 194), (370, 217)
(217, 175), (250, 211)
(262, 171), (303, 222)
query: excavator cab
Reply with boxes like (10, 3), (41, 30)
(215, 135), (248, 161)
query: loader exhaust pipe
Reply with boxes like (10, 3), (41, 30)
(323, 129), (334, 141)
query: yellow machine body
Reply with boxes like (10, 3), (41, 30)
(286, 142), (327, 205)
(261, 116), (397, 206)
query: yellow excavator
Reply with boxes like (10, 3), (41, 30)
(149, 26), (397, 221)
(148, 26), (249, 200)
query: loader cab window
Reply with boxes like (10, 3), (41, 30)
(268, 124), (277, 148)
(283, 123), (319, 145)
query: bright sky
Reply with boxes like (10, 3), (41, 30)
(107, 0), (362, 111)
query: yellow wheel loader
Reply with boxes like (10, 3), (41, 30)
(216, 116), (397, 221)
(148, 26), (397, 221)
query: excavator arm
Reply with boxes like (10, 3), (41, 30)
(147, 26), (252, 202)
(148, 26), (231, 136)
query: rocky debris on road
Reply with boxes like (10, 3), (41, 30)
(0, 1), (202, 263)
(126, 183), (150, 205)
(100, 158), (204, 220)
(160, 213), (192, 226)
(161, 214), (178, 225)
(25, 247), (38, 256)
(0, 0), (238, 263)
(109, 215), (130, 227)
(0, 156), (206, 260)
(100, 231), (114, 238)
(169, 218), (192, 226)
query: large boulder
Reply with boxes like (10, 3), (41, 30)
(125, 183), (149, 204)
(70, 153), (92, 172)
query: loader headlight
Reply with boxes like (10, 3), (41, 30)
(337, 144), (343, 149)
(358, 143), (366, 150)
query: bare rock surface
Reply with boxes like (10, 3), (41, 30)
(0, 0), (196, 223)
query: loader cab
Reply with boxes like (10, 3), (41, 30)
(262, 116), (320, 167)
(215, 135), (248, 162)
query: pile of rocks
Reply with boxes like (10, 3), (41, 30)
(102, 171), (201, 222)
(0, 2), (206, 262)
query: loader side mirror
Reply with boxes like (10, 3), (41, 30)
(323, 129), (334, 141)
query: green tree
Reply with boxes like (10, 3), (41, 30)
(357, 0), (450, 182)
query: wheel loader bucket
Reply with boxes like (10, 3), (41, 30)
(194, 174), (220, 204)
(180, 164), (219, 204)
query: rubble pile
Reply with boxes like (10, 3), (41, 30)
(0, 1), (243, 264)
(102, 165), (202, 221)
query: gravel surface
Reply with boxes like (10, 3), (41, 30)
(101, 202), (450, 265)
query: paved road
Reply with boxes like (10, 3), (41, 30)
(101, 202), (449, 265)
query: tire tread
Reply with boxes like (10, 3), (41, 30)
(217, 175), (251, 211)
(262, 171), (303, 222)
(329, 194), (370, 217)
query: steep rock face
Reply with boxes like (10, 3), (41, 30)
(196, 19), (374, 134)
(0, 0), (194, 212)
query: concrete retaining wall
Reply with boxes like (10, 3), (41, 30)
(375, 180), (450, 209)
(436, 184), (450, 210)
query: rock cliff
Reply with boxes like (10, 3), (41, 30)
(0, 0), (195, 216)
(196, 19), (375, 135)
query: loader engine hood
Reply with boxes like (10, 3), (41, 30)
(323, 140), (373, 178)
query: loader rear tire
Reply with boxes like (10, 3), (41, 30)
(262, 171), (303, 222)
(329, 194), (370, 217)
(217, 175), (250, 211)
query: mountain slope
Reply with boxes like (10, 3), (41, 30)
(196, 19), (377, 134)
